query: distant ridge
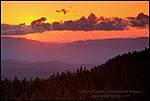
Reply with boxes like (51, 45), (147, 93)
(1, 37), (149, 64)
(1, 48), (150, 100)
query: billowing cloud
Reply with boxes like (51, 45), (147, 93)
(52, 13), (129, 31)
(31, 17), (51, 30)
(31, 17), (46, 27)
(1, 12), (149, 35)
(127, 12), (149, 28)
(1, 17), (51, 35)
(95, 17), (129, 30)
(56, 8), (69, 15)
(52, 12), (148, 31)
(1, 24), (45, 35)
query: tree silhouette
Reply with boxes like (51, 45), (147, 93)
(1, 48), (150, 100)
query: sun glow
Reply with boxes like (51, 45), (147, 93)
(2, 27), (149, 43)
(1, 1), (149, 43)
(1, 1), (149, 25)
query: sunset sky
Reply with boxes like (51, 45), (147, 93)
(1, 1), (149, 25)
(1, 1), (149, 43)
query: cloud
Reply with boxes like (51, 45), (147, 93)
(95, 17), (129, 30)
(31, 17), (51, 30)
(56, 8), (69, 15)
(52, 13), (129, 31)
(1, 24), (45, 35)
(127, 12), (149, 28)
(137, 12), (149, 20)
(52, 12), (149, 31)
(1, 17), (51, 35)
(31, 17), (46, 27)
(1, 12), (149, 35)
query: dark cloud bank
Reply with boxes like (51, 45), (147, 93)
(1, 12), (149, 35)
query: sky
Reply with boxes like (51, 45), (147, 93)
(1, 1), (149, 25)
(1, 1), (149, 43)
(2, 28), (148, 43)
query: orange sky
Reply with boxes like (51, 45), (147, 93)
(2, 27), (149, 43)
(1, 1), (149, 25)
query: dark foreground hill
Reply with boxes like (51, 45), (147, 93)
(1, 48), (150, 100)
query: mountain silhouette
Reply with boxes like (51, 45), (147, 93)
(1, 48), (150, 100)
(1, 37), (149, 64)
(1, 59), (79, 80)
